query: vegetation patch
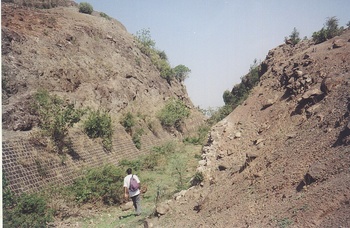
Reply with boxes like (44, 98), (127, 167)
(312, 17), (344, 44)
(69, 164), (124, 205)
(157, 98), (190, 132)
(3, 175), (53, 228)
(32, 89), (85, 154)
(83, 109), (113, 151)
(135, 28), (191, 83)
(78, 2), (93, 14)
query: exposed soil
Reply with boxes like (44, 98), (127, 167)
(148, 30), (350, 228)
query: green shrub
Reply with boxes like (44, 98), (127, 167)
(286, 27), (300, 45)
(84, 109), (113, 151)
(312, 16), (342, 44)
(119, 159), (142, 172)
(157, 98), (190, 131)
(135, 29), (191, 83)
(184, 124), (210, 145)
(142, 152), (161, 170)
(132, 128), (144, 149)
(121, 112), (135, 134)
(207, 104), (233, 125)
(2, 175), (14, 208)
(70, 164), (124, 205)
(152, 141), (177, 154)
(173, 64), (191, 82)
(170, 154), (187, 190)
(32, 89), (84, 153)
(4, 193), (53, 228)
(142, 141), (177, 170)
(100, 12), (111, 20)
(135, 28), (156, 56)
(208, 59), (260, 125)
(79, 2), (93, 14)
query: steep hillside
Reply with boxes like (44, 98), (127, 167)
(149, 31), (350, 227)
(1, 2), (205, 196)
(1, 2), (202, 134)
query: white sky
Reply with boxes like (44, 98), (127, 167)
(75, 0), (350, 109)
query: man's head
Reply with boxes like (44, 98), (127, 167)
(126, 168), (132, 175)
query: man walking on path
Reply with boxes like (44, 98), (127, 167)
(123, 168), (141, 216)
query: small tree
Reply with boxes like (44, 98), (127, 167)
(84, 109), (113, 151)
(79, 2), (93, 15)
(223, 90), (234, 105)
(135, 28), (156, 56)
(287, 27), (301, 45)
(173, 64), (191, 82)
(325, 16), (340, 38)
(312, 16), (342, 44)
(32, 90), (84, 153)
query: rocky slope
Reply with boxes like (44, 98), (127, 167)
(1, 2), (202, 136)
(149, 31), (350, 227)
(2, 2), (350, 227)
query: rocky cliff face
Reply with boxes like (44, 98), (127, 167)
(150, 30), (350, 227)
(1, 2), (201, 134)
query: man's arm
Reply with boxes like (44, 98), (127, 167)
(124, 186), (129, 199)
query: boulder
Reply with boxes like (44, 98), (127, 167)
(156, 203), (170, 216)
(120, 201), (133, 211)
(332, 39), (347, 48)
(301, 88), (323, 99)
(307, 162), (327, 181)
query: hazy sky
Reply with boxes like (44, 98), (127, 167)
(75, 0), (349, 109)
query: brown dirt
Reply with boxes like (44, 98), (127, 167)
(148, 31), (350, 227)
(1, 2), (198, 135)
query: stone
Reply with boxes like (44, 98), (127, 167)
(301, 88), (323, 99)
(307, 162), (326, 181)
(174, 190), (187, 200)
(156, 203), (170, 215)
(295, 70), (303, 77)
(332, 39), (347, 48)
(262, 99), (275, 109)
(120, 201), (133, 211)
(198, 160), (206, 166)
(246, 152), (258, 159)
(254, 138), (265, 145)
(234, 132), (242, 138)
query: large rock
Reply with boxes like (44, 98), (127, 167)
(120, 201), (133, 211)
(156, 202), (170, 216)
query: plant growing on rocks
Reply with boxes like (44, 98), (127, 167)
(173, 64), (191, 82)
(312, 16), (343, 44)
(32, 89), (84, 154)
(132, 128), (144, 150)
(285, 27), (301, 45)
(121, 112), (135, 135)
(78, 2), (93, 14)
(100, 12), (111, 20)
(83, 109), (113, 151)
(157, 98), (190, 132)
(183, 124), (210, 145)
(135, 29), (191, 83)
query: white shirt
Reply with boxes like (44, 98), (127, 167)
(123, 174), (140, 197)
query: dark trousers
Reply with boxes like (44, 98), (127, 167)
(131, 194), (141, 215)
